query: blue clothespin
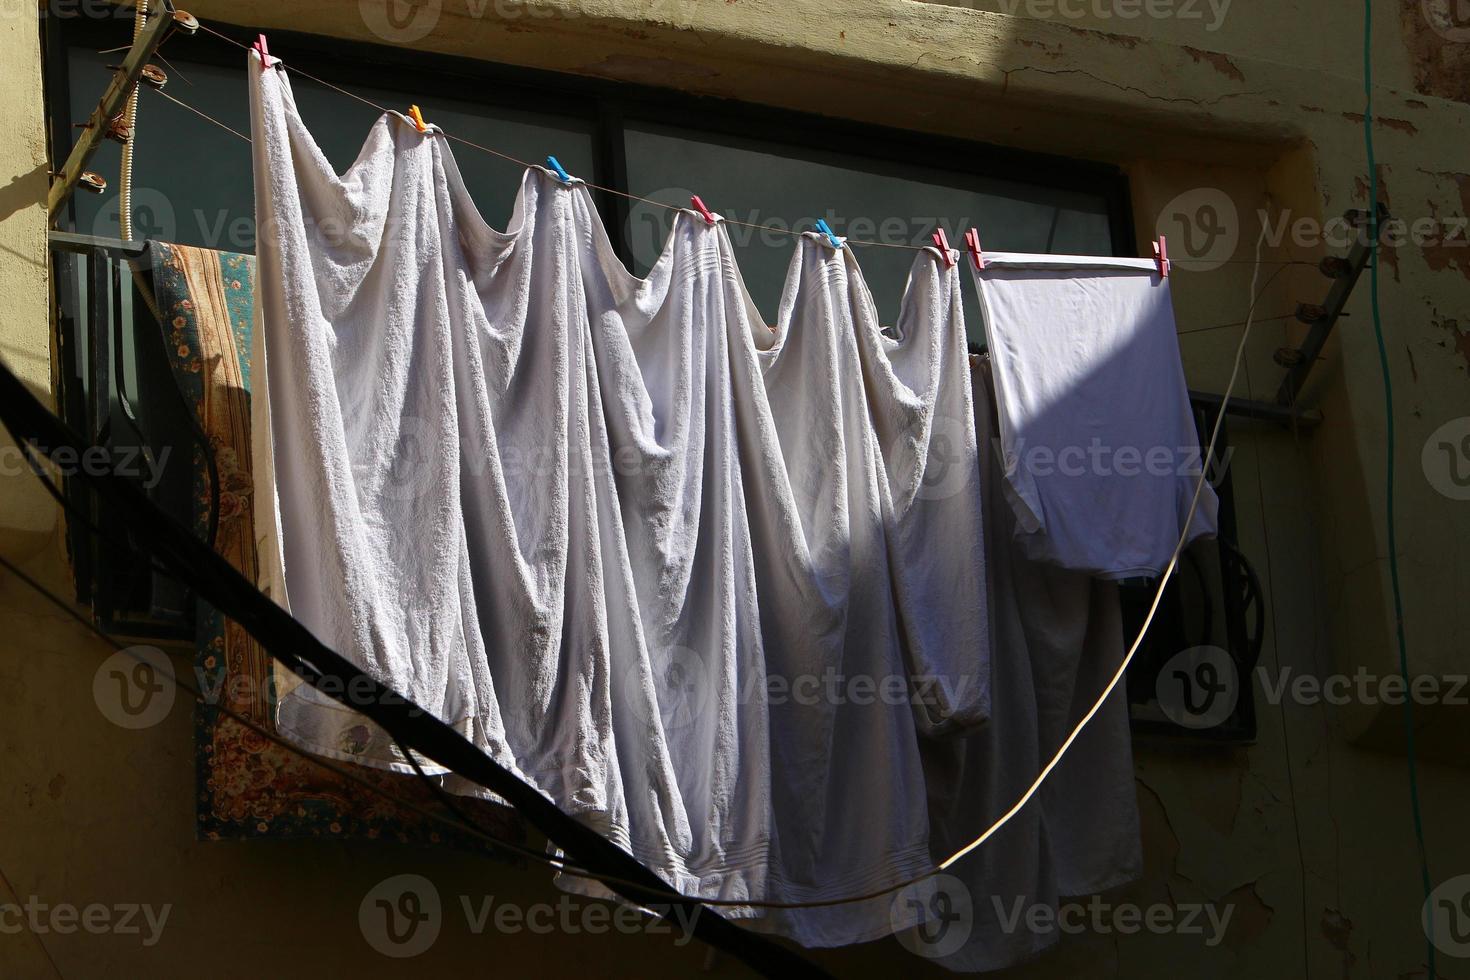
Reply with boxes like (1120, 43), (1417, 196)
(546, 156), (572, 183)
(815, 219), (843, 249)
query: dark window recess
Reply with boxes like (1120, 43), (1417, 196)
(50, 235), (199, 639)
(44, 15), (1134, 637)
(1122, 404), (1265, 744)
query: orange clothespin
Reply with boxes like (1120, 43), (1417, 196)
(252, 34), (278, 71)
(408, 105), (429, 134)
(1153, 235), (1170, 279)
(931, 227), (956, 268)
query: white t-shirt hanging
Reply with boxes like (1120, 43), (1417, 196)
(969, 253), (1218, 579)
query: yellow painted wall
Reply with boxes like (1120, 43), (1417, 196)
(1, 1), (1467, 976)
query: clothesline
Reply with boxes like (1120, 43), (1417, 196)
(173, 21), (1310, 269)
(143, 83), (1305, 345)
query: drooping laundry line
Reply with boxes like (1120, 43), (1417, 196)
(141, 82), (1312, 342)
(53, 11), (1275, 916)
(174, 19), (1301, 271)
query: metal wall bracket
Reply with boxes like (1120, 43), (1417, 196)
(1273, 205), (1387, 406)
(47, 0), (177, 221)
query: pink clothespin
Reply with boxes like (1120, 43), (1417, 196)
(931, 227), (956, 268)
(691, 195), (717, 225)
(964, 227), (985, 270)
(1153, 235), (1170, 279)
(252, 34), (278, 71)
(408, 105), (429, 133)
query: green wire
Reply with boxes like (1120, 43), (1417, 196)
(1362, 1), (1434, 975)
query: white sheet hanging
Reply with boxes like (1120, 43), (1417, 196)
(970, 253), (1218, 579)
(907, 356), (1142, 972)
(744, 236), (990, 946)
(247, 51), (991, 942)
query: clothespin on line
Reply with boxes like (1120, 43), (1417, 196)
(691, 195), (717, 225)
(252, 34), (279, 71)
(1153, 235), (1170, 279)
(546, 156), (573, 183)
(815, 219), (843, 249)
(964, 228), (985, 271)
(931, 227), (956, 268)
(408, 104), (429, 134)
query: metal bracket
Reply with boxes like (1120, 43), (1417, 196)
(1274, 204), (1387, 406)
(1190, 389), (1323, 429)
(47, 0), (177, 221)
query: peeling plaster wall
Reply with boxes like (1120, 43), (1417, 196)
(1, 1), (1468, 977)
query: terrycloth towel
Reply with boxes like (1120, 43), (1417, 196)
(734, 234), (989, 946)
(248, 50), (990, 942)
(970, 253), (1218, 579)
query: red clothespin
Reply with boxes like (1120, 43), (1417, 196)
(931, 227), (956, 268)
(408, 105), (429, 133)
(691, 195), (717, 225)
(1153, 235), (1170, 279)
(252, 34), (278, 71)
(964, 227), (985, 270)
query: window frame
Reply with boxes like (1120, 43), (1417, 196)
(45, 13), (1137, 264)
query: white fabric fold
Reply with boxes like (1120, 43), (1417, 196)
(248, 53), (991, 943)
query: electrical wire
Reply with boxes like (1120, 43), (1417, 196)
(118, 0), (148, 240)
(1361, 1), (1434, 974)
